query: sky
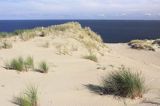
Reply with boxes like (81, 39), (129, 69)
(0, 0), (160, 20)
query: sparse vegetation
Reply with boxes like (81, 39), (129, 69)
(8, 57), (24, 71)
(0, 32), (10, 37)
(1, 22), (107, 56)
(6, 56), (34, 72)
(53, 22), (82, 31)
(128, 39), (155, 51)
(20, 31), (36, 41)
(38, 61), (49, 73)
(0, 40), (12, 49)
(84, 27), (103, 43)
(56, 44), (70, 55)
(51, 22), (106, 55)
(24, 56), (34, 71)
(82, 40), (98, 51)
(102, 65), (145, 99)
(5, 56), (50, 73)
(83, 54), (98, 62)
(13, 85), (38, 106)
(14, 29), (26, 35)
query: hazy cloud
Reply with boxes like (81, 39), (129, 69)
(0, 0), (160, 19)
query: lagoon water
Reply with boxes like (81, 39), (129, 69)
(0, 20), (160, 43)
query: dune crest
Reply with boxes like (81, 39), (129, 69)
(0, 22), (107, 56)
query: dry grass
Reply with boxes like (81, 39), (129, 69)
(55, 44), (70, 55)
(83, 54), (98, 62)
(52, 22), (81, 32)
(51, 22), (106, 55)
(0, 40), (12, 49)
(128, 39), (155, 51)
(19, 31), (37, 41)
(1, 22), (107, 56)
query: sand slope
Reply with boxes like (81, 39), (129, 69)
(0, 23), (160, 106)
(0, 39), (160, 106)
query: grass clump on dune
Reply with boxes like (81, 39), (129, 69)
(6, 56), (50, 73)
(8, 57), (24, 71)
(83, 54), (98, 62)
(38, 61), (49, 73)
(24, 56), (34, 71)
(13, 85), (38, 106)
(128, 39), (155, 51)
(6, 56), (34, 72)
(102, 65), (145, 99)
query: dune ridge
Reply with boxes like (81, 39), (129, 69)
(0, 22), (107, 56)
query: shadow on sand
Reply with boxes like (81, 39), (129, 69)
(84, 84), (113, 95)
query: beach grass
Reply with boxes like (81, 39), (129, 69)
(6, 56), (34, 72)
(38, 61), (49, 73)
(24, 56), (34, 71)
(9, 57), (24, 71)
(0, 22), (106, 56)
(83, 54), (98, 62)
(102, 65), (145, 99)
(13, 85), (38, 106)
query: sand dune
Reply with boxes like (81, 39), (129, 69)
(0, 22), (160, 106)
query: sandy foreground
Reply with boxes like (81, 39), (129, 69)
(0, 36), (160, 106)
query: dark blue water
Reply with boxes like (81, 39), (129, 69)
(0, 20), (160, 43)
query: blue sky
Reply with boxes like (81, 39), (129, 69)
(0, 0), (160, 20)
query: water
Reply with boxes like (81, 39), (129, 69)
(0, 20), (160, 43)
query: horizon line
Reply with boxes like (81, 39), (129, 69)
(0, 19), (160, 21)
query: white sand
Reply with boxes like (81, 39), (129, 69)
(0, 36), (160, 106)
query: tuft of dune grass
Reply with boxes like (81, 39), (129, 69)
(13, 85), (38, 106)
(83, 54), (98, 62)
(24, 56), (34, 71)
(102, 65), (145, 99)
(5, 56), (34, 72)
(9, 57), (24, 71)
(37, 61), (49, 73)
